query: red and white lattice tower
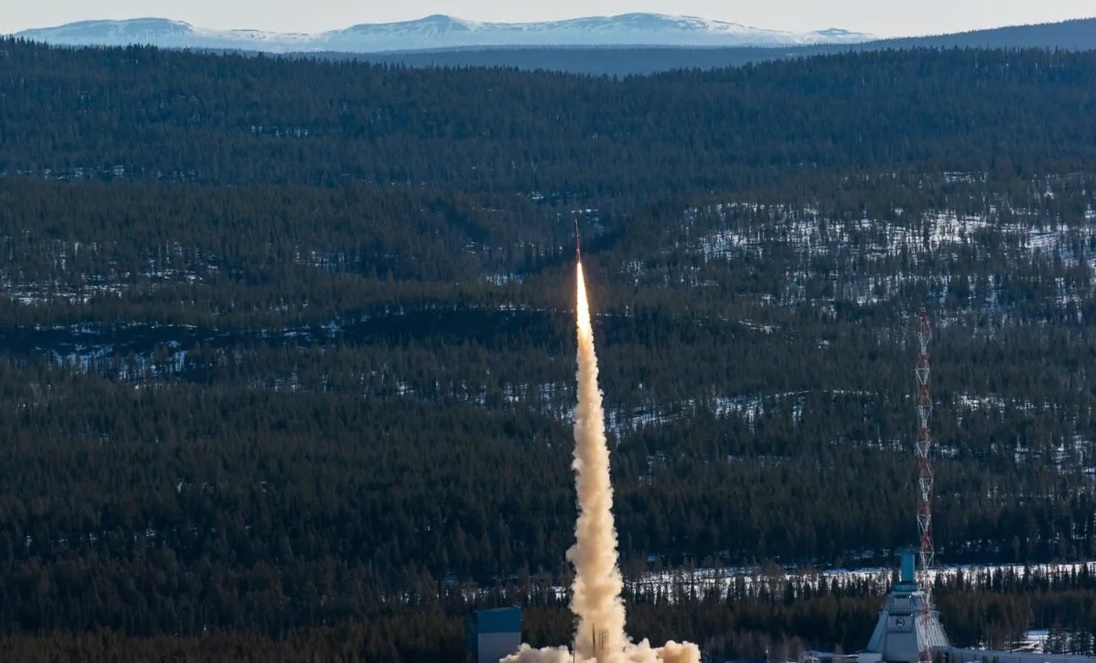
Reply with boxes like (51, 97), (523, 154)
(915, 307), (934, 663)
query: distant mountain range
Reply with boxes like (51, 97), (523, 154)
(12, 14), (875, 52)
(10, 14), (1095, 77)
(337, 17), (1096, 76)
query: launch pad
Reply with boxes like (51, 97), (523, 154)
(859, 551), (949, 663)
(858, 551), (1096, 663)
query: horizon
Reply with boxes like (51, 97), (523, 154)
(4, 1), (1094, 39)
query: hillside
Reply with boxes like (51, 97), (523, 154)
(871, 16), (1096, 50)
(1, 39), (1096, 658)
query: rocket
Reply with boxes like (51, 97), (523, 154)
(575, 218), (581, 259)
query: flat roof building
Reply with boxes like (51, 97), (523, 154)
(468, 606), (522, 663)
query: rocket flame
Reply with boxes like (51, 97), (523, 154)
(501, 262), (701, 663)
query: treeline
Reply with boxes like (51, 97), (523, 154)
(2, 41), (1096, 193)
(0, 368), (1094, 634)
(3, 567), (1096, 661)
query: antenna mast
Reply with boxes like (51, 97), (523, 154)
(915, 307), (935, 663)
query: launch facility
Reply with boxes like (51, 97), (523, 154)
(470, 281), (1096, 663)
(837, 310), (1096, 663)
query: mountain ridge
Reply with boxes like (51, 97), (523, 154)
(321, 17), (1096, 76)
(12, 13), (874, 52)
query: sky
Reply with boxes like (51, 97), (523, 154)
(2, 0), (1093, 38)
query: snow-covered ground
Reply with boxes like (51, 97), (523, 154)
(681, 197), (1096, 311)
(622, 560), (1096, 601)
(692, 204), (1096, 267)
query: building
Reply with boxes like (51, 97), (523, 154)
(860, 550), (950, 663)
(859, 550), (1096, 663)
(468, 606), (522, 663)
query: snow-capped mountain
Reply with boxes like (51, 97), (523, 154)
(13, 14), (874, 53)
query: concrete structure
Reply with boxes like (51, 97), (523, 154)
(859, 551), (1096, 663)
(862, 551), (950, 663)
(467, 606), (522, 663)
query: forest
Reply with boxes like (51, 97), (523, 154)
(2, 37), (1096, 659)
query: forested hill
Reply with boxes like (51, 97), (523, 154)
(3, 40), (1096, 194)
(870, 17), (1096, 51)
(3, 40), (1096, 658)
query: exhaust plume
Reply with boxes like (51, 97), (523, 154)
(569, 260), (626, 658)
(502, 262), (700, 663)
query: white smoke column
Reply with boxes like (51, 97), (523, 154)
(568, 260), (627, 660)
(501, 262), (700, 663)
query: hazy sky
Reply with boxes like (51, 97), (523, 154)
(3, 0), (1093, 37)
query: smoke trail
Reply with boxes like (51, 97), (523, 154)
(501, 262), (701, 663)
(568, 260), (627, 659)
